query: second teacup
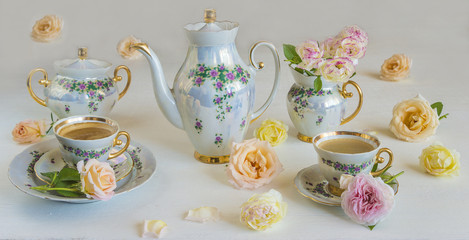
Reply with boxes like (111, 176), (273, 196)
(53, 115), (130, 166)
(312, 131), (393, 196)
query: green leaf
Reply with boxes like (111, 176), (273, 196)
(350, 72), (356, 79)
(57, 167), (80, 182)
(314, 76), (322, 92)
(431, 102), (443, 116)
(368, 225), (376, 231)
(55, 181), (83, 197)
(439, 113), (449, 120)
(283, 44), (302, 64)
(40, 171), (58, 181)
(371, 162), (378, 172)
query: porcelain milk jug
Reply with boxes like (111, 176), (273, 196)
(133, 9), (280, 163)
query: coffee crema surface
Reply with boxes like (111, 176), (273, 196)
(59, 122), (115, 140)
(318, 138), (375, 154)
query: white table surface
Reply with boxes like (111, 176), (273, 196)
(1, 0), (468, 239)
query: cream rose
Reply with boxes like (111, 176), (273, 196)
(226, 138), (283, 190)
(380, 54), (412, 81)
(77, 159), (116, 201)
(31, 15), (63, 42)
(117, 35), (143, 60)
(12, 120), (47, 144)
(319, 57), (355, 83)
(389, 94), (439, 142)
(419, 144), (460, 176)
(240, 189), (287, 231)
(254, 119), (288, 147)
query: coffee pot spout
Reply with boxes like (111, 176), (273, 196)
(131, 43), (183, 129)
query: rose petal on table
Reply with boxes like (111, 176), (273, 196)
(142, 220), (167, 239)
(184, 207), (220, 223)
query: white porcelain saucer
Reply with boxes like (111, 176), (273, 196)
(294, 164), (399, 207)
(8, 139), (157, 204)
(34, 148), (134, 184)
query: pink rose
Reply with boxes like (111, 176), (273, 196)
(322, 37), (341, 58)
(335, 36), (367, 62)
(341, 174), (395, 227)
(11, 120), (47, 144)
(77, 159), (116, 201)
(226, 138), (283, 190)
(295, 40), (324, 70)
(338, 25), (368, 45)
(319, 57), (355, 83)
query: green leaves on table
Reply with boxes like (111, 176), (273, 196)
(31, 167), (84, 197)
(431, 102), (449, 120)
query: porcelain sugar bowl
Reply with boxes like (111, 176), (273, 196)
(27, 48), (131, 118)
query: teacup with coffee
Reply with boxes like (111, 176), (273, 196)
(312, 131), (393, 196)
(54, 116), (130, 166)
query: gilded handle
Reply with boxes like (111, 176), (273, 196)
(108, 131), (131, 159)
(340, 80), (363, 125)
(371, 148), (394, 177)
(249, 41), (281, 123)
(113, 65), (132, 100)
(27, 68), (49, 107)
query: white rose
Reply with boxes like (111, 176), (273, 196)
(31, 15), (63, 42)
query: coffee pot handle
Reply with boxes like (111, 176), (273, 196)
(248, 41), (281, 122)
(113, 65), (132, 100)
(27, 68), (50, 107)
(339, 80), (363, 125)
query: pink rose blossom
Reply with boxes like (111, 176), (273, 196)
(295, 40), (324, 70)
(11, 120), (47, 144)
(77, 159), (116, 201)
(319, 57), (355, 83)
(338, 25), (369, 45)
(335, 36), (367, 62)
(341, 173), (395, 227)
(226, 138), (283, 189)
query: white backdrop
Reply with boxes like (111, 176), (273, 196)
(1, 0), (468, 239)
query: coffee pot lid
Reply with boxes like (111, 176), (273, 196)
(54, 47), (112, 78)
(184, 9), (239, 45)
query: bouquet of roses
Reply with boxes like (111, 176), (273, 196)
(283, 25), (368, 91)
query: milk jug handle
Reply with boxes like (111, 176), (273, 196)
(249, 41), (281, 122)
(339, 80), (363, 125)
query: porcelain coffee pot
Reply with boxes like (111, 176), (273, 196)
(27, 48), (131, 118)
(132, 9), (280, 163)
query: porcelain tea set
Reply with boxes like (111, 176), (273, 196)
(15, 9), (395, 204)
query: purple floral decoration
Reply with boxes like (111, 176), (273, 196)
(322, 158), (374, 175)
(288, 85), (335, 119)
(316, 115), (323, 126)
(195, 118), (203, 134)
(214, 133), (223, 148)
(57, 77), (113, 113)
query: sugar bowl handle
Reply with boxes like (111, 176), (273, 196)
(249, 41), (281, 122)
(113, 65), (132, 100)
(27, 68), (50, 107)
(340, 80), (363, 125)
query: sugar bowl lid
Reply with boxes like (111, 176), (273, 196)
(54, 47), (112, 78)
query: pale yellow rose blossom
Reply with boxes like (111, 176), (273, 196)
(142, 220), (167, 239)
(419, 143), (460, 177)
(31, 15), (63, 42)
(12, 120), (47, 144)
(389, 94), (439, 142)
(77, 159), (116, 201)
(240, 189), (287, 231)
(380, 54), (412, 81)
(117, 35), (143, 60)
(254, 119), (289, 146)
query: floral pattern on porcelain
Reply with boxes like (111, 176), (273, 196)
(57, 77), (114, 113)
(240, 117), (246, 129)
(188, 64), (250, 122)
(65, 104), (71, 114)
(214, 133), (223, 148)
(27, 151), (45, 177)
(321, 157), (374, 175)
(195, 118), (203, 134)
(61, 145), (111, 160)
(126, 147), (143, 170)
(305, 180), (333, 198)
(316, 115), (323, 126)
(288, 87), (333, 119)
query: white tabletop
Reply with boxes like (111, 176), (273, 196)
(1, 0), (468, 239)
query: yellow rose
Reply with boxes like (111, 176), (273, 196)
(117, 35), (143, 60)
(419, 144), (460, 177)
(226, 138), (283, 190)
(31, 15), (63, 42)
(240, 189), (287, 231)
(77, 159), (116, 201)
(380, 54), (412, 81)
(11, 120), (47, 144)
(254, 119), (288, 146)
(389, 94), (439, 142)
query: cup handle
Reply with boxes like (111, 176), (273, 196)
(248, 41), (281, 123)
(108, 131), (131, 159)
(339, 80), (363, 125)
(113, 65), (132, 100)
(371, 148), (393, 177)
(27, 68), (50, 107)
